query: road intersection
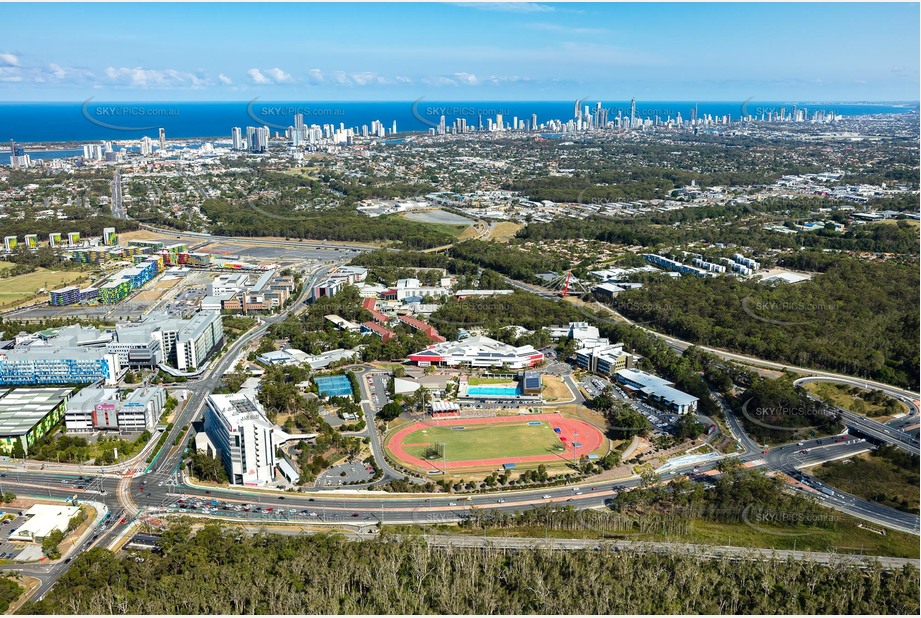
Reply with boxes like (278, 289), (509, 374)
(1, 253), (918, 601)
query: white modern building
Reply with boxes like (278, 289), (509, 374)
(409, 335), (543, 369)
(549, 322), (601, 343)
(203, 389), (276, 486)
(114, 310), (223, 371)
(175, 311), (223, 370)
(614, 368), (699, 414)
(385, 278), (450, 301)
(208, 273), (249, 296)
(65, 385), (166, 433)
(576, 342), (635, 377)
(9, 504), (81, 542)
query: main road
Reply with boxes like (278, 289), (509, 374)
(4, 244), (920, 600)
(498, 273), (921, 453)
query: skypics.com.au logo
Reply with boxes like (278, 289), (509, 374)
(246, 98), (346, 131)
(411, 98), (512, 130)
(82, 97), (181, 131)
(739, 397), (838, 433)
(741, 297), (839, 327)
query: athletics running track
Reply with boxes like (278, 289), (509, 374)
(386, 413), (605, 471)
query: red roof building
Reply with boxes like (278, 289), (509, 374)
(398, 315), (445, 343)
(362, 321), (395, 343)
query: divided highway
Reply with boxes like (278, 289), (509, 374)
(2, 247), (919, 601)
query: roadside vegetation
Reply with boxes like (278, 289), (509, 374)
(18, 521), (919, 614)
(812, 446), (920, 514)
(21, 429), (152, 464)
(0, 577), (24, 613)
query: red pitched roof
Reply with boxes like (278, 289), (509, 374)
(362, 321), (395, 342)
(398, 315), (444, 343)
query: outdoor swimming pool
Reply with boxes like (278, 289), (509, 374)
(466, 386), (520, 397)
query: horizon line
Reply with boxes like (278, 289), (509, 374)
(0, 99), (918, 105)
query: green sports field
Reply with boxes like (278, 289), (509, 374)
(400, 420), (566, 462)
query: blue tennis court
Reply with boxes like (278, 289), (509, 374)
(315, 375), (354, 398)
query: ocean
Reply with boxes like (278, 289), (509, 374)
(0, 100), (916, 157)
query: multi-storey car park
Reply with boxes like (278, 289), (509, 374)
(0, 387), (72, 455)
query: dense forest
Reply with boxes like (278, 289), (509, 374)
(515, 213), (920, 257)
(19, 524), (919, 615)
(601, 256), (919, 389)
(449, 240), (570, 281)
(429, 292), (582, 340)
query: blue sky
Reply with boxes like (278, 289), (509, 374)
(0, 2), (917, 101)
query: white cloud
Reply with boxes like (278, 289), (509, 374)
(248, 67), (293, 84)
(453, 72), (479, 85)
(247, 68), (271, 84)
(0, 67), (22, 82)
(526, 22), (608, 35)
(306, 68), (325, 83)
(454, 2), (555, 13)
(350, 72), (388, 86)
(0, 52), (20, 67)
(218, 73), (232, 85)
(265, 67), (292, 83)
(418, 72), (529, 87)
(104, 66), (206, 88)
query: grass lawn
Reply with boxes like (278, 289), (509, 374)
(467, 377), (516, 386)
(541, 375), (574, 401)
(805, 382), (907, 419)
(488, 222), (523, 242)
(0, 269), (88, 307)
(401, 421), (566, 462)
(457, 226), (481, 241)
(419, 222), (468, 238)
(875, 218), (919, 226)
